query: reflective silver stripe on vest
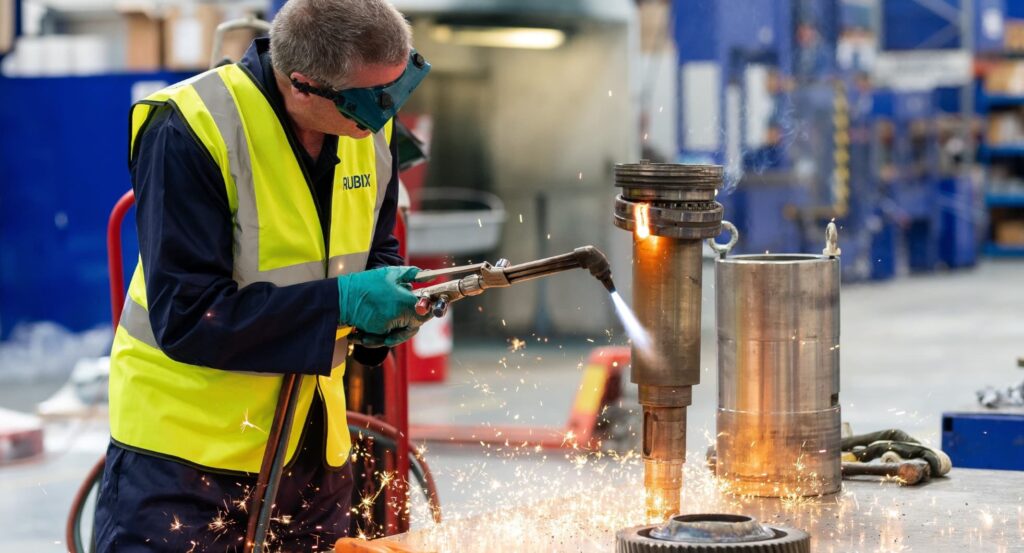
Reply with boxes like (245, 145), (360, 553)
(327, 252), (370, 279)
(189, 73), (269, 288)
(120, 293), (351, 372)
(119, 298), (159, 349)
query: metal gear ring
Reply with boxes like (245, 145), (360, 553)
(616, 514), (810, 553)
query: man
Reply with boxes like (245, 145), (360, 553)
(94, 0), (429, 550)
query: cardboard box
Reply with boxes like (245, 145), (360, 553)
(985, 61), (1024, 95)
(638, 1), (670, 53)
(1, 0), (14, 56)
(121, 9), (164, 71)
(1006, 20), (1024, 52)
(216, 25), (257, 66)
(164, 4), (218, 70)
(995, 219), (1024, 246)
(164, 4), (257, 71)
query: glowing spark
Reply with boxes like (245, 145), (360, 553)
(208, 512), (230, 534)
(240, 409), (265, 433)
(170, 515), (185, 532)
(980, 510), (994, 529)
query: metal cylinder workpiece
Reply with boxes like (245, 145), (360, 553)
(715, 253), (841, 497)
(614, 161), (723, 518)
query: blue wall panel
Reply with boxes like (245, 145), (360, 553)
(0, 72), (192, 338)
(673, 0), (720, 62)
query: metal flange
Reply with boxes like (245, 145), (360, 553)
(613, 161), (724, 240)
(613, 197), (723, 240)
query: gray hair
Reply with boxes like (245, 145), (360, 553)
(270, 0), (412, 88)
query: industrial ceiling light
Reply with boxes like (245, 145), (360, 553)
(431, 24), (566, 49)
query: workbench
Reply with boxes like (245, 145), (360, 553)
(388, 463), (1024, 552)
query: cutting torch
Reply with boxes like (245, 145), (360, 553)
(411, 245), (615, 318)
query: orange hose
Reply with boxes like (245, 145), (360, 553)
(66, 455), (105, 553)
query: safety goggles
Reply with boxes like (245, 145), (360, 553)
(291, 50), (431, 133)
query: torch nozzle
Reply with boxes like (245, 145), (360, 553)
(573, 246), (616, 292)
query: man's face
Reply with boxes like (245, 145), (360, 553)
(290, 61), (408, 139)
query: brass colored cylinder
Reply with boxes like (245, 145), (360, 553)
(614, 162), (723, 520)
(631, 236), (704, 388)
(633, 236), (703, 519)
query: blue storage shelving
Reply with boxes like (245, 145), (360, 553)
(981, 144), (1024, 157)
(981, 93), (1024, 107)
(986, 192), (1024, 207)
(979, 85), (1024, 256)
(985, 243), (1024, 256)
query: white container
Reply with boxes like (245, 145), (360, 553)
(407, 188), (506, 256)
(69, 35), (110, 75)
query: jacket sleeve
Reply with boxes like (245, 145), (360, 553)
(365, 134), (404, 269)
(131, 107), (339, 376)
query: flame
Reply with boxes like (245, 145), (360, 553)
(634, 202), (650, 239)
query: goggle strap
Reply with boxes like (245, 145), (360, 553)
(290, 79), (345, 103)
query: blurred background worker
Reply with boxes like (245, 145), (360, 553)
(92, 0), (430, 549)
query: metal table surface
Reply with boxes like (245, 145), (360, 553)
(388, 465), (1024, 552)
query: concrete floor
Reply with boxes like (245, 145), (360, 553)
(2, 260), (1023, 550)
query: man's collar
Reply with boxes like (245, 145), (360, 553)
(238, 36), (270, 79)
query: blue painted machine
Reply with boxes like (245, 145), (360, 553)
(942, 410), (1024, 471)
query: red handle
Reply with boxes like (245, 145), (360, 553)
(107, 190), (136, 329)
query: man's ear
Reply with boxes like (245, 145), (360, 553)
(289, 72), (315, 100)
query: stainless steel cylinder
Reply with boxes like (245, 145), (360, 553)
(715, 254), (841, 497)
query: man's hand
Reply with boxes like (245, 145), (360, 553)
(337, 266), (422, 336)
(349, 309), (431, 348)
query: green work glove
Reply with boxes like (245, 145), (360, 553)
(350, 309), (432, 348)
(337, 266), (420, 335)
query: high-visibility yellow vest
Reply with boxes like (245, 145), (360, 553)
(109, 63), (393, 474)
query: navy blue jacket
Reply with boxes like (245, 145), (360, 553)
(132, 38), (401, 376)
